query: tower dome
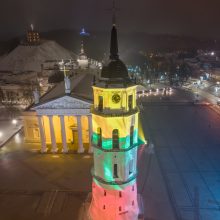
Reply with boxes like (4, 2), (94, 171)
(101, 59), (128, 79)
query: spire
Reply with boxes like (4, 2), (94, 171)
(110, 0), (119, 60)
(30, 24), (34, 31)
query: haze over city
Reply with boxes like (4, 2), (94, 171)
(1, 0), (220, 39)
(0, 1), (220, 220)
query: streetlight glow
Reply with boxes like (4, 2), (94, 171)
(12, 119), (17, 125)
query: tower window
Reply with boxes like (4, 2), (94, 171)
(129, 160), (133, 175)
(103, 205), (105, 210)
(130, 126), (134, 145)
(113, 164), (118, 178)
(132, 200), (134, 206)
(104, 190), (106, 196)
(112, 129), (119, 149)
(98, 96), (103, 112)
(119, 191), (122, 198)
(128, 95), (133, 110)
(119, 206), (122, 212)
(97, 127), (102, 148)
(132, 185), (135, 191)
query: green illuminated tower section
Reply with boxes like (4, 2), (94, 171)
(89, 19), (140, 220)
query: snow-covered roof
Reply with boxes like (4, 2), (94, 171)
(39, 73), (94, 104)
(0, 40), (76, 73)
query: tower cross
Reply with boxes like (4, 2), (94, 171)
(106, 0), (120, 26)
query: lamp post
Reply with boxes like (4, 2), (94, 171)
(12, 119), (17, 128)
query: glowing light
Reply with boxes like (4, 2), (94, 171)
(138, 118), (146, 145)
(12, 119), (17, 125)
(0, 132), (3, 138)
(80, 28), (90, 36)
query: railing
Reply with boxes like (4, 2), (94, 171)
(91, 105), (139, 117)
(92, 143), (139, 152)
(91, 168), (137, 186)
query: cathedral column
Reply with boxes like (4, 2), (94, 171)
(60, 115), (68, 153)
(37, 115), (47, 153)
(77, 115), (84, 153)
(48, 115), (57, 153)
(88, 115), (93, 153)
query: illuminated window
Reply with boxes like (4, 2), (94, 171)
(97, 127), (102, 147)
(112, 129), (119, 149)
(98, 96), (103, 112)
(113, 164), (118, 178)
(128, 95), (133, 110)
(130, 126), (134, 145)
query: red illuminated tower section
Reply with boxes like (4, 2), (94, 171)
(89, 14), (141, 220)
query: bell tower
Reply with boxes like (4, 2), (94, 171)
(89, 5), (141, 219)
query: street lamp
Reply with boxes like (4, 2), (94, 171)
(0, 131), (3, 138)
(12, 119), (17, 127)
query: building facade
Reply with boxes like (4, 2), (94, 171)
(23, 73), (95, 153)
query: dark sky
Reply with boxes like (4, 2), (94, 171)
(1, 0), (220, 39)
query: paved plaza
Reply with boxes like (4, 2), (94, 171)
(140, 89), (220, 220)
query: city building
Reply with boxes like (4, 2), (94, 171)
(23, 73), (94, 153)
(88, 15), (142, 220)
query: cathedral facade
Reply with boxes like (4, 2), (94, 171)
(23, 73), (94, 153)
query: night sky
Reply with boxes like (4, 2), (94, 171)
(1, 0), (220, 39)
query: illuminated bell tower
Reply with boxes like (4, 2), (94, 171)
(89, 14), (140, 220)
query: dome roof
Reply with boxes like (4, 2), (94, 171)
(101, 59), (129, 79)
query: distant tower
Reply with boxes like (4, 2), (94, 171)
(77, 41), (89, 69)
(89, 3), (140, 219)
(26, 24), (40, 45)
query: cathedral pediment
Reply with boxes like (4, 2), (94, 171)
(32, 95), (91, 110)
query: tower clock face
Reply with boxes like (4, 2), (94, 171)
(112, 94), (121, 103)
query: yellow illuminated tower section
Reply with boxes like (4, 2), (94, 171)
(89, 14), (141, 220)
